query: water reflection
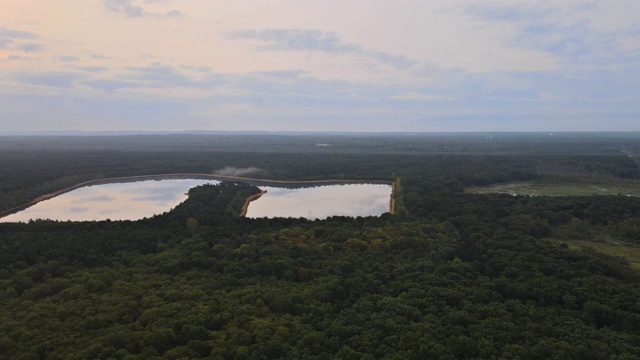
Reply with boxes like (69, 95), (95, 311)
(0, 179), (220, 222)
(245, 184), (391, 220)
(0, 180), (392, 222)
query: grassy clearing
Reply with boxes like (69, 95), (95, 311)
(466, 180), (640, 197)
(548, 238), (640, 269)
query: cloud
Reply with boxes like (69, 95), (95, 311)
(466, 3), (559, 23)
(65, 65), (109, 73)
(14, 72), (85, 88)
(165, 10), (182, 18)
(229, 28), (417, 70)
(73, 196), (116, 203)
(103, 0), (182, 19)
(0, 27), (37, 41)
(84, 79), (137, 92)
(0, 92), (191, 132)
(388, 92), (454, 101)
(104, 0), (147, 17)
(86, 62), (188, 92)
(58, 55), (81, 62)
(250, 70), (309, 80)
(90, 53), (112, 60)
(17, 43), (44, 53)
(229, 29), (358, 52)
(85, 62), (228, 92)
(5, 55), (28, 61)
(465, 2), (640, 67)
(366, 51), (417, 70)
(131, 193), (179, 202)
(0, 27), (43, 53)
(180, 64), (212, 73)
(125, 62), (191, 83)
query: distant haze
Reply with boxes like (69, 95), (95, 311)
(0, 1), (638, 132)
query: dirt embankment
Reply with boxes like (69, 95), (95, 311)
(240, 190), (268, 217)
(389, 181), (396, 215)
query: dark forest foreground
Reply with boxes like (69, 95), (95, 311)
(1, 133), (640, 359)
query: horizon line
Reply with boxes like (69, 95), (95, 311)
(2, 130), (640, 137)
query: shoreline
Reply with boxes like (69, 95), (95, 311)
(240, 190), (268, 217)
(389, 181), (396, 215)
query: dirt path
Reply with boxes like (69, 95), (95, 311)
(389, 187), (396, 215)
(0, 173), (393, 219)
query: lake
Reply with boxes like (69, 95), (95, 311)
(0, 179), (220, 222)
(0, 179), (392, 222)
(245, 184), (391, 220)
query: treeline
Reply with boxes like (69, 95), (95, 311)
(403, 189), (640, 244)
(2, 145), (637, 214)
(1, 133), (637, 155)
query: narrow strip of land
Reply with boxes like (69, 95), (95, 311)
(389, 181), (396, 215)
(240, 190), (268, 217)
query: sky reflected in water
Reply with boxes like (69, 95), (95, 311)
(246, 184), (391, 220)
(0, 179), (219, 222)
(1, 181), (391, 222)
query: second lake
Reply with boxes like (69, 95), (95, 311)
(245, 184), (391, 220)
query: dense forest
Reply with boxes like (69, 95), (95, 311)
(1, 133), (640, 359)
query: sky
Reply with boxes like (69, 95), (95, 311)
(0, 0), (639, 132)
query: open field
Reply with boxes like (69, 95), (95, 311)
(548, 238), (640, 269)
(466, 180), (640, 197)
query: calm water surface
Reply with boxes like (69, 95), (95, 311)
(246, 184), (391, 220)
(0, 179), (220, 222)
(1, 180), (391, 222)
